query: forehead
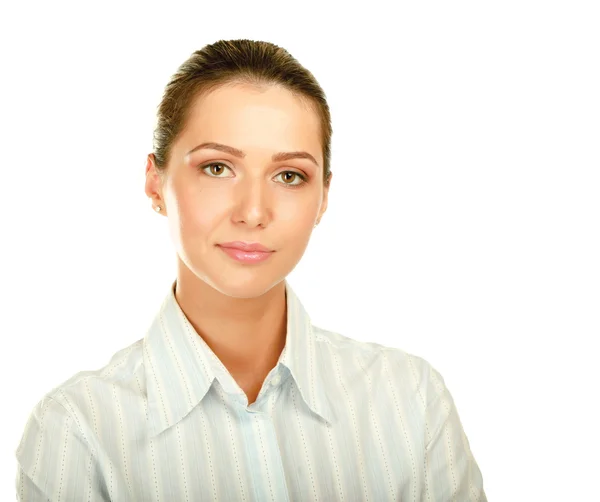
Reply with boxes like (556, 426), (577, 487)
(179, 83), (322, 164)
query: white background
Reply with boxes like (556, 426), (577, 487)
(1, 1), (599, 500)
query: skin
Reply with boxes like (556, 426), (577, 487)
(144, 82), (331, 405)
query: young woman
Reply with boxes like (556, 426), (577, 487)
(16, 39), (487, 501)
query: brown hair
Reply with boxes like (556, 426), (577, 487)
(152, 39), (333, 187)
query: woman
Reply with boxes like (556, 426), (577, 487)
(15, 39), (487, 501)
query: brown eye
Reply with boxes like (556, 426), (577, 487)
(200, 162), (232, 177)
(277, 171), (307, 187)
(210, 164), (223, 175)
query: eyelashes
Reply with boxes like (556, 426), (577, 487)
(199, 162), (308, 187)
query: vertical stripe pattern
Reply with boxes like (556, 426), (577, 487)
(15, 279), (487, 501)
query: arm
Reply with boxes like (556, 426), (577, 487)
(15, 395), (107, 502)
(423, 366), (487, 501)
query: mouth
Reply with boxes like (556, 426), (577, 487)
(217, 244), (274, 264)
(217, 241), (273, 253)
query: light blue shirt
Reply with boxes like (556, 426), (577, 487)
(15, 279), (487, 501)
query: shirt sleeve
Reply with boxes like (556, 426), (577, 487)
(15, 395), (107, 502)
(423, 364), (488, 501)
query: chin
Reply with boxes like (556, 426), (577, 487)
(198, 259), (289, 299)
(210, 275), (285, 299)
(181, 245), (300, 299)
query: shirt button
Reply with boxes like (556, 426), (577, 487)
(270, 374), (281, 386)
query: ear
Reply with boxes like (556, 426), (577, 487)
(144, 153), (163, 202)
(316, 172), (332, 224)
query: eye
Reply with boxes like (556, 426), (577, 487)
(199, 162), (307, 187)
(276, 171), (308, 187)
(200, 162), (233, 177)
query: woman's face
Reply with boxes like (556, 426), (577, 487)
(145, 83), (330, 298)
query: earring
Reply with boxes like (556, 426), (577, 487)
(155, 205), (161, 212)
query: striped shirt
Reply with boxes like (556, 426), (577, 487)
(15, 279), (487, 501)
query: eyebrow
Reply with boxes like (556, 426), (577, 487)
(186, 142), (319, 167)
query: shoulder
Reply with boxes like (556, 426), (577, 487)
(46, 337), (145, 404)
(313, 323), (433, 371)
(21, 337), (146, 444)
(313, 324), (446, 407)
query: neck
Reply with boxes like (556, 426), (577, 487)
(173, 264), (288, 381)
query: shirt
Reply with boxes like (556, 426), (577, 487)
(15, 278), (487, 501)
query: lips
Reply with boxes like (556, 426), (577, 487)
(217, 243), (274, 264)
(218, 241), (273, 253)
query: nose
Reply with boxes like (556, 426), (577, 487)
(233, 176), (272, 228)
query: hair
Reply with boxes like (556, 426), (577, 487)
(152, 39), (333, 188)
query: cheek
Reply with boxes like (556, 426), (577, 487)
(276, 191), (320, 226)
(278, 198), (316, 242)
(175, 185), (224, 236)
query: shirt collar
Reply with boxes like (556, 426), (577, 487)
(144, 278), (335, 438)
